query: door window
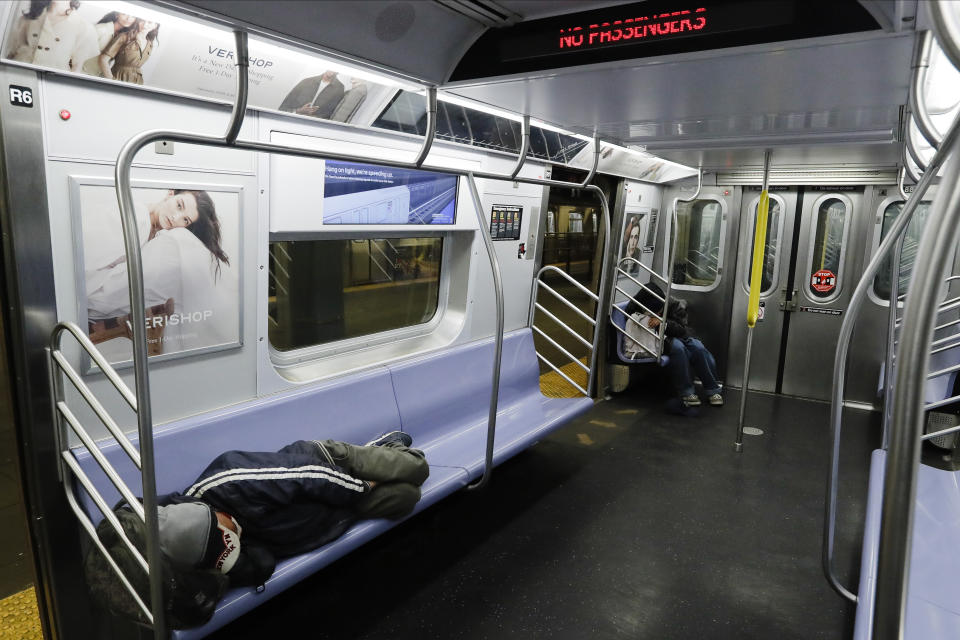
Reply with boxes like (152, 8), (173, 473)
(872, 200), (932, 302)
(743, 196), (783, 295)
(807, 196), (850, 301)
(672, 199), (723, 288)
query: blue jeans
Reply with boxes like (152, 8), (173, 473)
(665, 337), (721, 397)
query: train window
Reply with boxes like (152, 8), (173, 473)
(672, 199), (724, 288)
(743, 196), (783, 295)
(872, 200), (932, 302)
(806, 196), (850, 301)
(268, 237), (443, 351)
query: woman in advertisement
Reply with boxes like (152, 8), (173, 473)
(621, 214), (643, 274)
(98, 17), (159, 85)
(8, 0), (99, 72)
(81, 10), (136, 76)
(85, 189), (231, 356)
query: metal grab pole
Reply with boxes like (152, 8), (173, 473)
(112, 30), (248, 636)
(465, 173), (504, 491)
(735, 150), (771, 453)
(510, 114), (530, 179)
(930, 0), (960, 74)
(882, 231), (906, 449)
(875, 152), (960, 640)
(823, 109), (960, 604)
(414, 87), (437, 167)
(909, 31), (942, 150)
(663, 168), (703, 355)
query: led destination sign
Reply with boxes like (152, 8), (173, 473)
(558, 7), (708, 51)
(499, 1), (795, 62)
(452, 0), (881, 80)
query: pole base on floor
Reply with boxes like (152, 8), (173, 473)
(734, 441), (743, 453)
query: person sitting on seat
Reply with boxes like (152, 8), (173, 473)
(626, 283), (724, 409)
(85, 431), (428, 627)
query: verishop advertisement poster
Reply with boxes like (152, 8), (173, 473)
(71, 179), (241, 367)
(2, 0), (393, 125)
(323, 161), (458, 225)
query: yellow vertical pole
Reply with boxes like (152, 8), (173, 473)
(736, 149), (772, 452)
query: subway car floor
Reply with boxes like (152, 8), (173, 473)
(209, 379), (881, 640)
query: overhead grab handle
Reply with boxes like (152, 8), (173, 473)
(510, 114), (530, 179)
(414, 87), (438, 168)
(225, 31), (249, 144)
(909, 31), (942, 150)
(580, 134), (600, 187)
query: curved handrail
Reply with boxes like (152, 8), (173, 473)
(909, 31), (942, 150)
(874, 138), (960, 640)
(414, 87), (437, 168)
(930, 0), (960, 74)
(465, 172), (504, 491)
(580, 135), (600, 187)
(898, 165), (910, 201)
(903, 144), (921, 184)
(510, 114), (530, 180)
(666, 166), (703, 327)
(823, 107), (960, 604)
(905, 112), (929, 173)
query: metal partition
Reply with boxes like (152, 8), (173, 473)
(49, 29), (617, 636)
(823, 7), (960, 632)
(47, 322), (152, 623)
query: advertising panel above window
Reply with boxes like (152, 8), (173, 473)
(1, 0), (399, 125)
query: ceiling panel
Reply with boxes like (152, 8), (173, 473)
(444, 31), (915, 153)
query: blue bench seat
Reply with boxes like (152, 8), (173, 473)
(72, 328), (592, 638)
(853, 450), (960, 639)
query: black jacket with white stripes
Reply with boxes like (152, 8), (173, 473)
(161, 440), (368, 557)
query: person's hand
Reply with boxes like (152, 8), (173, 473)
(648, 316), (661, 329)
(296, 104), (319, 115)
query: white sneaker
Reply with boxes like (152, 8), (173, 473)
(682, 394), (701, 407)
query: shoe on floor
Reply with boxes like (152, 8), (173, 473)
(681, 394), (701, 407)
(365, 430), (413, 447)
(707, 393), (724, 407)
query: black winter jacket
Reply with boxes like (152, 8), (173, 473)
(161, 440), (368, 558)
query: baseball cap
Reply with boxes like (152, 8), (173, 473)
(157, 503), (241, 574)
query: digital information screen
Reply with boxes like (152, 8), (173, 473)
(489, 205), (523, 240)
(323, 161), (458, 225)
(497, 1), (796, 63)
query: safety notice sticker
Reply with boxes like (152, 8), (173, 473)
(811, 269), (836, 293)
(799, 306), (843, 316)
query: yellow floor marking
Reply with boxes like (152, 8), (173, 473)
(0, 586), (42, 640)
(589, 420), (618, 429)
(615, 409), (639, 415)
(539, 357), (589, 398)
(577, 433), (595, 445)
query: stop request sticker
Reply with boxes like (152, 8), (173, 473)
(811, 269), (836, 293)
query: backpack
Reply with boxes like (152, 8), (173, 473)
(83, 503), (229, 629)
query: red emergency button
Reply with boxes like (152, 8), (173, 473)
(59, 109), (70, 121)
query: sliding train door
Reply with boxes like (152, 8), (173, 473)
(726, 187), (871, 401)
(780, 189), (870, 399)
(726, 188), (799, 392)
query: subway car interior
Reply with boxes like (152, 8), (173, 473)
(1, 0), (960, 638)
